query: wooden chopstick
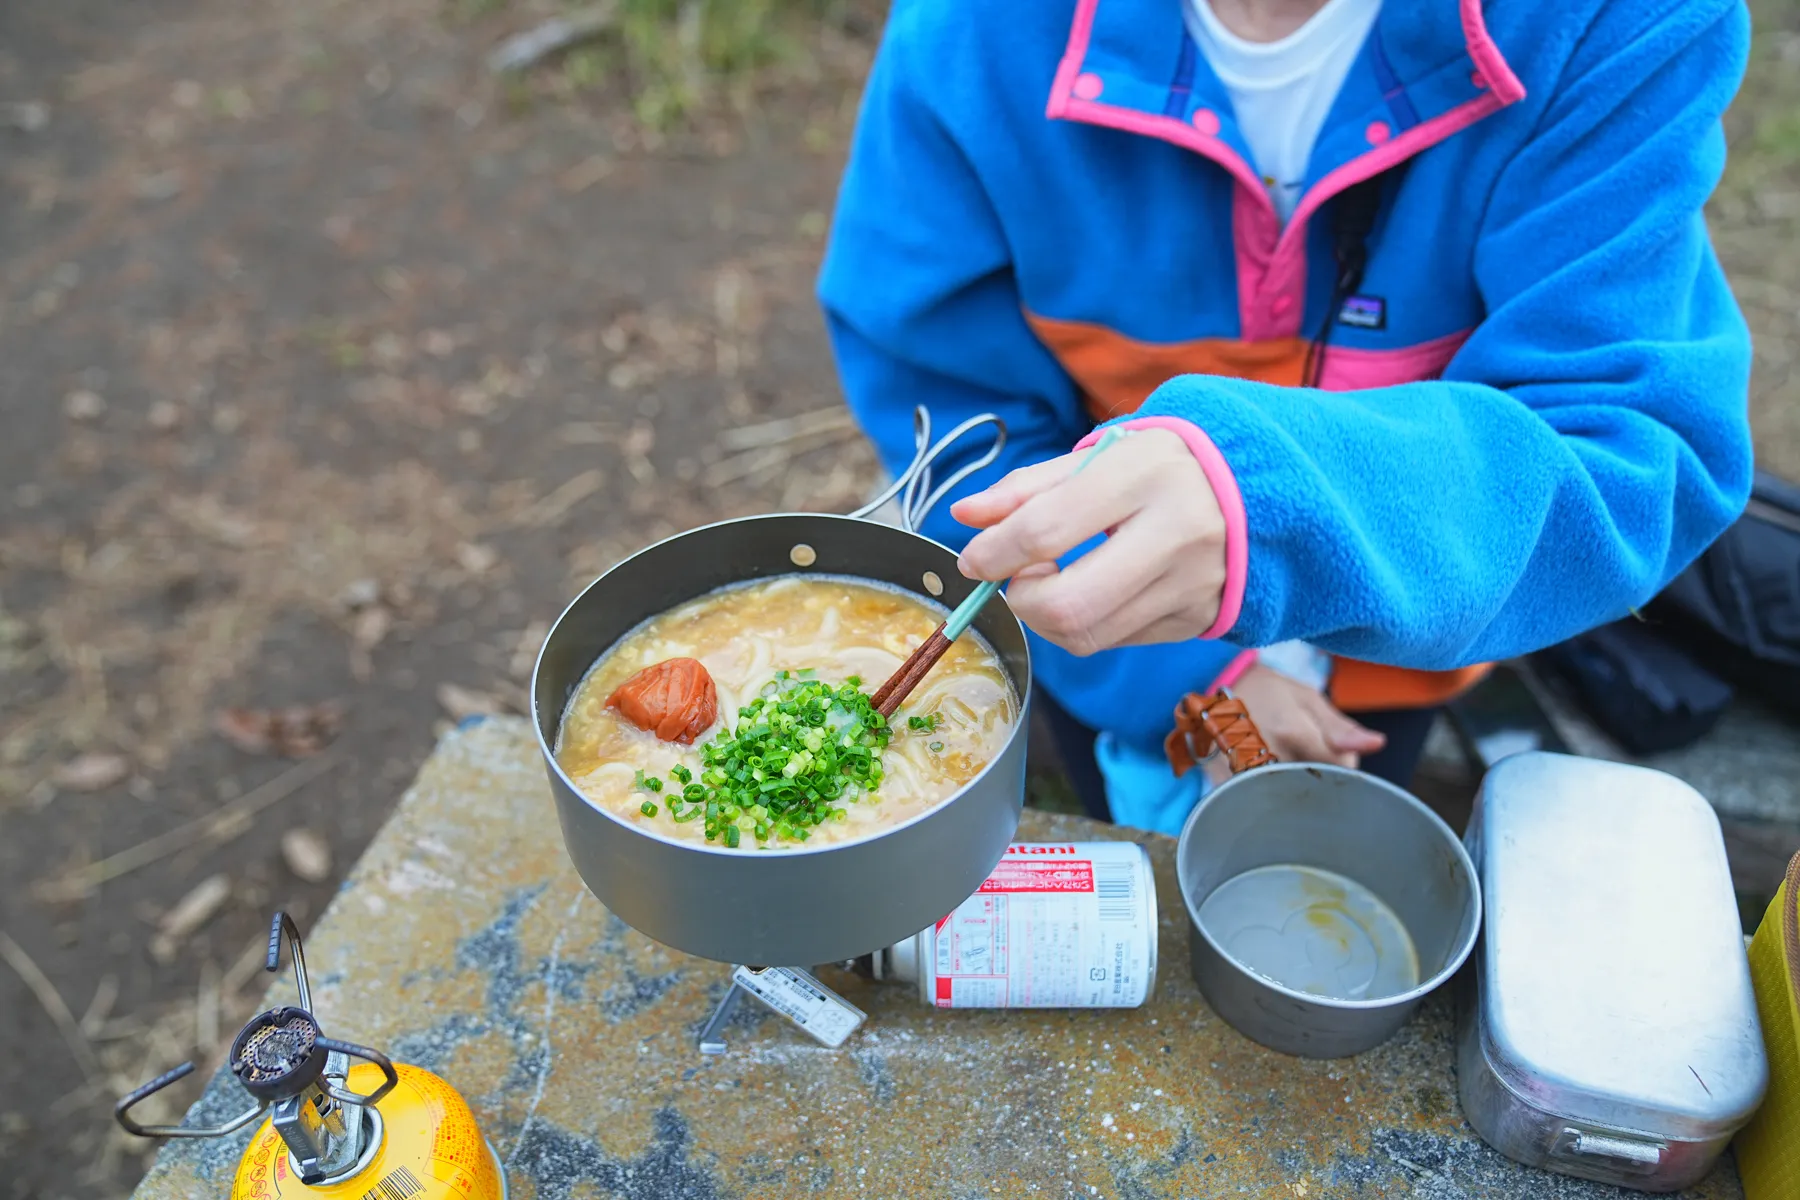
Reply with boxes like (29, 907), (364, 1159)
(870, 426), (1132, 719)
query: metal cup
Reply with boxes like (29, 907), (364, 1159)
(1172, 695), (1481, 1058)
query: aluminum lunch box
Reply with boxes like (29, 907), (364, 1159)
(1458, 752), (1768, 1192)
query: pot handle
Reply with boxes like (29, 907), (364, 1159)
(850, 406), (1007, 534)
(1166, 691), (1276, 778)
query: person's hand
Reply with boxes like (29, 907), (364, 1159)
(951, 428), (1227, 656)
(1230, 664), (1386, 768)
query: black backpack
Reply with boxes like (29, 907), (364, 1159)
(1537, 470), (1800, 753)
(1651, 469), (1800, 719)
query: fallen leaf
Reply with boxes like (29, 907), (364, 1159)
(280, 828), (333, 883)
(0, 100), (50, 133)
(510, 621), (549, 679)
(63, 389), (106, 421)
(151, 874), (231, 963)
(456, 542), (498, 575)
(51, 753), (130, 792)
(492, 679), (530, 714)
(560, 154), (613, 194)
(336, 578), (381, 612)
(518, 469), (604, 529)
(420, 329), (457, 358)
(213, 703), (343, 757)
(208, 808), (253, 843)
(348, 606), (392, 681)
(131, 170), (183, 204)
(437, 683), (504, 722)
(167, 495), (257, 546)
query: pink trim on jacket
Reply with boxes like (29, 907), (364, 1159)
(1074, 416), (1247, 640)
(1277, 98), (1511, 264)
(1461, 0), (1526, 105)
(1209, 648), (1259, 691)
(1317, 327), (1471, 390)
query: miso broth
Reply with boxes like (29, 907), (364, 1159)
(556, 575), (1017, 850)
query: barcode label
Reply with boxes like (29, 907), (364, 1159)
(361, 1167), (423, 1200)
(927, 843), (1156, 1008)
(1095, 858), (1137, 922)
(731, 966), (866, 1048)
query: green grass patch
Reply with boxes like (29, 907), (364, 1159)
(468, 0), (854, 128)
(1754, 107), (1800, 164)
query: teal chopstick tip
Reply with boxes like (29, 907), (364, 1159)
(943, 579), (999, 642)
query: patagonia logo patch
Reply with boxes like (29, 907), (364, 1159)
(1337, 294), (1386, 330)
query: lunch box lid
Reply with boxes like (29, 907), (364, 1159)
(1468, 752), (1767, 1139)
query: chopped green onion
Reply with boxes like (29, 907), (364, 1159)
(929, 741), (944, 753)
(908, 712), (942, 732)
(640, 800), (658, 817)
(633, 671), (892, 846)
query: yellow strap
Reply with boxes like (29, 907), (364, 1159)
(1785, 850), (1800, 1002)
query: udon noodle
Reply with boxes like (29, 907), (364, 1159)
(556, 575), (1017, 850)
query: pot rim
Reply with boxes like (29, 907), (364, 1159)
(1175, 761), (1483, 1011)
(530, 509), (1032, 861)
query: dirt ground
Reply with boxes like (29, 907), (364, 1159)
(1, 1), (1797, 1196)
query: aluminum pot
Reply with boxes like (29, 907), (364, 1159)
(531, 410), (1031, 967)
(1172, 695), (1480, 1058)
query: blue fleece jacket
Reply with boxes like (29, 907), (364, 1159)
(818, 0), (1753, 750)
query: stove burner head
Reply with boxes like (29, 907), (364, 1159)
(229, 1007), (327, 1101)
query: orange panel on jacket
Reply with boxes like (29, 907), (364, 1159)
(1025, 310), (1491, 714)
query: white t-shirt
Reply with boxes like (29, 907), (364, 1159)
(1183, 0), (1382, 221)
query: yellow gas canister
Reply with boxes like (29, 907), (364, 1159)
(1735, 852), (1800, 1200)
(116, 913), (507, 1200)
(229, 1063), (504, 1200)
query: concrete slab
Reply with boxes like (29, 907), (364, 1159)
(130, 717), (1745, 1199)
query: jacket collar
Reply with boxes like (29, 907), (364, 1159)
(1048, 0), (1525, 209)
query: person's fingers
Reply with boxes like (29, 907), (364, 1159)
(1114, 612), (1216, 648)
(1000, 519), (1181, 655)
(1257, 717), (1355, 768)
(1312, 699), (1388, 755)
(1286, 718), (1352, 767)
(949, 453), (1085, 530)
(956, 454), (1151, 581)
(1331, 727), (1388, 755)
(1003, 561), (1062, 603)
(1227, 670), (1368, 767)
(1259, 725), (1313, 766)
(1008, 570), (1161, 657)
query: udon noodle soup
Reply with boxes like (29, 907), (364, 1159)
(556, 575), (1017, 851)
